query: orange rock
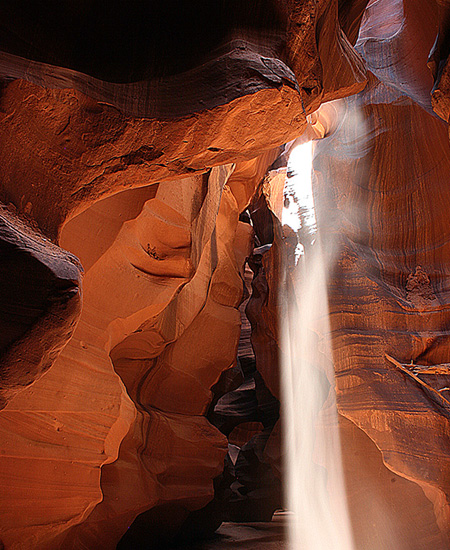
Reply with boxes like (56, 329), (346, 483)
(0, 2), (377, 547)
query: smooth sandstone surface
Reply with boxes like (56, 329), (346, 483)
(308, 1), (450, 544)
(2, 1), (450, 549)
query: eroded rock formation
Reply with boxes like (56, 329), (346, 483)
(2, 1), (450, 549)
(309, 1), (450, 546)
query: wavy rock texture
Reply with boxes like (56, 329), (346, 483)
(429, 0), (450, 121)
(0, 0), (366, 423)
(0, 80), (306, 240)
(0, 209), (82, 408)
(309, 2), (450, 544)
(206, 178), (287, 524)
(0, 1), (366, 118)
(0, 0), (367, 239)
(1, 167), (227, 548)
(0, 151), (286, 548)
(5, 1), (442, 548)
(318, 95), (450, 544)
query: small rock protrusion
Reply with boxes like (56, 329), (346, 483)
(406, 266), (436, 306)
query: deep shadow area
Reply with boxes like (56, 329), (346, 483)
(118, 513), (288, 550)
(0, 1), (286, 82)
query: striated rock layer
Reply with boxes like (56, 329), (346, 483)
(0, 1), (370, 548)
(308, 1), (450, 545)
(0, 0), (367, 418)
(5, 1), (450, 549)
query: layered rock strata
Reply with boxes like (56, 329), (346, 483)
(6, 1), (449, 548)
(308, 1), (450, 544)
(0, 0), (367, 419)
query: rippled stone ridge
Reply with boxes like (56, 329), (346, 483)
(2, 1), (450, 549)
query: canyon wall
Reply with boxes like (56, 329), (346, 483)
(311, 0), (450, 546)
(2, 1), (450, 549)
(0, 2), (367, 548)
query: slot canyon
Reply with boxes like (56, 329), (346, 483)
(2, 1), (450, 548)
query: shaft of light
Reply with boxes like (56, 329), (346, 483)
(281, 142), (355, 550)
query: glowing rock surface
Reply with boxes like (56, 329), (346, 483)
(1, 1), (450, 549)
